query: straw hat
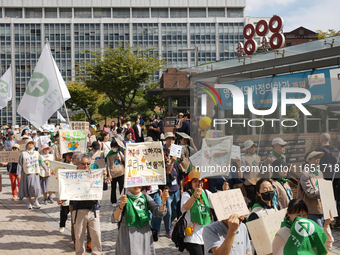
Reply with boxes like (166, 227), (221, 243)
(40, 143), (52, 153)
(145, 137), (153, 142)
(164, 132), (175, 140)
(243, 140), (255, 150)
(25, 138), (36, 146)
(306, 151), (325, 162)
(12, 144), (20, 150)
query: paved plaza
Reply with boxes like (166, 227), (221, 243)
(1, 168), (340, 255)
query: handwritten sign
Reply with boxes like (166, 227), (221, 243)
(70, 121), (89, 131)
(209, 188), (249, 221)
(199, 136), (233, 179)
(189, 150), (201, 166)
(319, 179), (338, 219)
(90, 135), (97, 142)
(231, 145), (241, 159)
(90, 159), (106, 169)
(246, 209), (287, 255)
(170, 144), (182, 158)
(39, 135), (50, 147)
(124, 142), (166, 188)
(60, 130), (87, 154)
(58, 169), (103, 200)
(17, 140), (26, 145)
(48, 161), (77, 192)
(205, 130), (223, 138)
(0, 151), (20, 163)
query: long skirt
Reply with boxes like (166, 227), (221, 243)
(40, 176), (49, 193)
(18, 171), (41, 198)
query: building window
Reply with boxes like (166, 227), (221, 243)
(227, 8), (244, 18)
(45, 8), (57, 18)
(170, 8), (187, 18)
(60, 8), (72, 18)
(74, 8), (91, 18)
(132, 8), (149, 18)
(0, 8), (2, 18)
(25, 8), (42, 18)
(208, 8), (225, 17)
(299, 29), (304, 35)
(113, 8), (130, 18)
(286, 42), (292, 46)
(151, 8), (168, 18)
(5, 8), (22, 18)
(189, 8), (206, 18)
(94, 8), (111, 18)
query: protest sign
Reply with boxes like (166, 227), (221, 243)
(189, 150), (201, 166)
(231, 145), (241, 159)
(39, 135), (50, 146)
(205, 130), (223, 138)
(246, 209), (287, 255)
(60, 130), (87, 154)
(48, 161), (77, 192)
(209, 188), (249, 221)
(0, 151), (19, 163)
(16, 140), (26, 151)
(319, 179), (338, 219)
(47, 125), (55, 132)
(58, 169), (103, 200)
(90, 128), (96, 136)
(90, 159), (106, 169)
(176, 132), (191, 139)
(15, 134), (21, 140)
(104, 127), (110, 133)
(124, 142), (166, 188)
(170, 144), (182, 158)
(90, 135), (97, 142)
(199, 136), (233, 179)
(17, 140), (25, 145)
(70, 121), (89, 131)
(60, 123), (70, 130)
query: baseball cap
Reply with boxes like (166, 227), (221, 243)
(272, 137), (288, 146)
(243, 140), (255, 150)
(8, 131), (14, 135)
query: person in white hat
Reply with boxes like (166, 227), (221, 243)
(31, 130), (39, 150)
(163, 132), (176, 150)
(39, 143), (54, 205)
(241, 140), (261, 207)
(260, 137), (288, 179)
(17, 138), (48, 209)
(297, 151), (325, 228)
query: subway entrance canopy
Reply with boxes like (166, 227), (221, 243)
(184, 35), (340, 134)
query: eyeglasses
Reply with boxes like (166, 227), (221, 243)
(81, 163), (91, 166)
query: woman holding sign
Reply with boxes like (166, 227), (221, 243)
(272, 199), (334, 255)
(112, 186), (169, 255)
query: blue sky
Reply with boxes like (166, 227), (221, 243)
(245, 0), (340, 33)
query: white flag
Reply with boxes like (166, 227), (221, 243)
(57, 111), (67, 122)
(0, 66), (12, 109)
(53, 58), (70, 101)
(17, 44), (68, 128)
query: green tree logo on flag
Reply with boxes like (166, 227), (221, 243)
(0, 79), (8, 93)
(26, 72), (49, 97)
(294, 219), (315, 237)
(133, 198), (145, 211)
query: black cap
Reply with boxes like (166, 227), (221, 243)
(92, 141), (100, 150)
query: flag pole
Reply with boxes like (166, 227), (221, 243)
(46, 39), (71, 125)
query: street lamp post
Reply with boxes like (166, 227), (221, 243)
(179, 46), (198, 67)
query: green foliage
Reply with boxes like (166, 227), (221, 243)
(316, 29), (340, 39)
(78, 44), (166, 118)
(97, 98), (117, 118)
(65, 81), (103, 120)
(70, 112), (85, 121)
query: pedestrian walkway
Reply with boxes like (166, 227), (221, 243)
(1, 167), (340, 254)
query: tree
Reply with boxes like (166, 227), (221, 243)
(316, 29), (340, 39)
(65, 81), (103, 120)
(97, 98), (117, 119)
(79, 44), (166, 118)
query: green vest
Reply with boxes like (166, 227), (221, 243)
(125, 194), (151, 227)
(190, 190), (211, 226)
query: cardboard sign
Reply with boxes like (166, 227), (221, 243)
(319, 179), (338, 219)
(209, 188), (249, 221)
(231, 145), (241, 159)
(90, 159), (106, 169)
(246, 209), (287, 255)
(199, 136), (233, 179)
(90, 135), (97, 142)
(17, 140), (26, 145)
(58, 169), (103, 200)
(205, 130), (223, 138)
(124, 142), (166, 188)
(170, 144), (183, 158)
(39, 135), (50, 147)
(60, 130), (87, 154)
(176, 132), (191, 139)
(0, 151), (20, 163)
(48, 161), (77, 192)
(90, 128), (97, 136)
(189, 150), (201, 166)
(70, 121), (89, 131)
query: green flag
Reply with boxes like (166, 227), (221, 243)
(283, 217), (327, 255)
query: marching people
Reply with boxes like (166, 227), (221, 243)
(297, 151), (325, 227)
(52, 132), (62, 162)
(3, 144), (21, 200)
(176, 113), (190, 136)
(126, 121), (136, 141)
(88, 141), (104, 160)
(113, 127), (124, 143)
(4, 130), (17, 150)
(272, 199), (334, 255)
(39, 143), (55, 205)
(163, 132), (176, 150)
(123, 130), (135, 147)
(177, 134), (198, 174)
(132, 118), (144, 143)
(99, 131), (111, 158)
(241, 140), (261, 208)
(146, 116), (160, 141)
(112, 185), (169, 255)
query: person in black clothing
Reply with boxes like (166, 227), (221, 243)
(133, 118), (144, 143)
(146, 116), (160, 141)
(176, 113), (190, 136)
(157, 115), (164, 140)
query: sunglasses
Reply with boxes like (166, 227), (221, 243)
(81, 163), (91, 166)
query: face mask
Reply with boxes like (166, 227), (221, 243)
(112, 148), (118, 152)
(260, 190), (274, 201)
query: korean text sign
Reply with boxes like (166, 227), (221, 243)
(124, 142), (166, 188)
(70, 121), (89, 131)
(60, 130), (87, 154)
(48, 161), (77, 192)
(58, 169), (103, 200)
(0, 151), (19, 163)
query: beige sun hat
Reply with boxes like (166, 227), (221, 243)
(145, 137), (153, 142)
(25, 138), (36, 147)
(272, 137), (288, 146)
(243, 140), (255, 150)
(306, 151), (325, 162)
(164, 132), (175, 140)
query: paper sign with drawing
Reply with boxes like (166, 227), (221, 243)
(60, 130), (87, 154)
(246, 209), (287, 255)
(58, 169), (103, 200)
(48, 161), (77, 192)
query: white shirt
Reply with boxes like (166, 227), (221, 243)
(137, 124), (142, 137)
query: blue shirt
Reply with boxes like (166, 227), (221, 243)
(177, 120), (190, 136)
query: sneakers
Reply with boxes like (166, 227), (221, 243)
(33, 201), (41, 209)
(151, 228), (158, 242)
(44, 199), (48, 205)
(59, 227), (65, 233)
(48, 196), (54, 203)
(86, 242), (92, 252)
(12, 196), (18, 200)
(28, 203), (33, 209)
(165, 232), (172, 238)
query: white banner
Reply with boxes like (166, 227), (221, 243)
(60, 130), (87, 154)
(58, 169), (103, 200)
(124, 142), (166, 188)
(48, 160), (77, 192)
(0, 66), (12, 109)
(17, 44), (69, 128)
